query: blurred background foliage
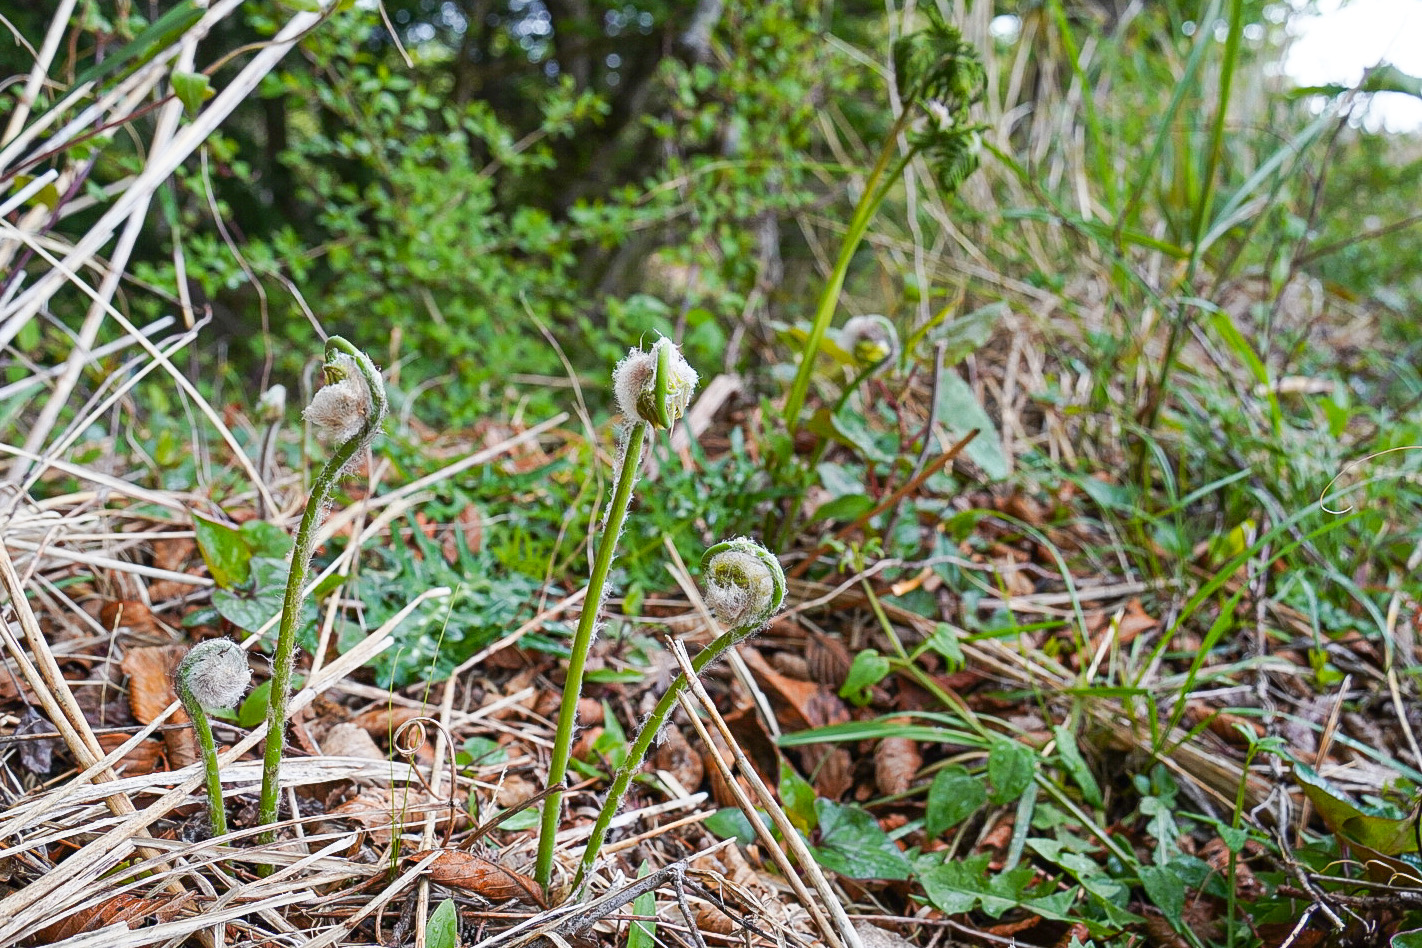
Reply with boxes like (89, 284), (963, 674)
(6, 0), (1415, 427)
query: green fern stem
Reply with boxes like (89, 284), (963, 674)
(176, 675), (228, 838)
(535, 419), (649, 890)
(571, 625), (737, 892)
(257, 337), (385, 844)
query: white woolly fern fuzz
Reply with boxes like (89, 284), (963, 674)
(304, 353), (374, 442)
(613, 337), (698, 428)
(703, 537), (786, 632)
(177, 639), (251, 710)
(840, 314), (898, 366)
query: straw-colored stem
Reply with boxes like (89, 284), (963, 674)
(535, 419), (648, 891)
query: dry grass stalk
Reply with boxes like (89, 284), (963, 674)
(671, 638), (860, 948)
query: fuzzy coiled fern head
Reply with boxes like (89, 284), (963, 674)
(840, 315), (899, 366)
(304, 339), (388, 445)
(176, 639), (251, 710)
(701, 537), (786, 633)
(614, 336), (699, 429)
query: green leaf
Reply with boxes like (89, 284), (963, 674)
(628, 862), (657, 948)
(591, 700), (627, 767)
(920, 853), (1072, 920)
(1393, 931), (1422, 948)
(171, 71), (213, 116)
(987, 739), (1034, 804)
(933, 372), (1008, 481)
(426, 898), (458, 948)
(810, 799), (912, 880)
(925, 765), (987, 836)
(193, 515), (251, 588)
(239, 519), (293, 559)
(779, 760), (818, 834)
(704, 807), (769, 846)
(934, 302), (1005, 367)
(839, 649), (890, 706)
(497, 807), (540, 830)
(213, 557), (315, 636)
(811, 493), (875, 522)
(1052, 726), (1103, 809)
(1139, 865), (1184, 928)
(925, 622), (964, 671)
(461, 736), (508, 767)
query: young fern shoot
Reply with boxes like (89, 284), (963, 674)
(534, 336), (697, 892)
(257, 337), (387, 842)
(175, 639), (251, 837)
(573, 537), (785, 890)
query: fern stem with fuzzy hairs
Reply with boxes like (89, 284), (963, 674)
(535, 419), (649, 890)
(257, 336), (386, 846)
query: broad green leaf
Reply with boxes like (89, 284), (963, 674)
(628, 861), (657, 948)
(496, 807), (540, 830)
(925, 622), (965, 671)
(934, 302), (1005, 367)
(426, 898), (458, 948)
(704, 807), (770, 846)
(920, 853), (1072, 920)
(1139, 865), (1184, 928)
(810, 800), (911, 880)
(778, 760), (818, 834)
(933, 371), (1008, 481)
(171, 71), (213, 116)
(213, 558), (315, 636)
(1052, 726), (1103, 809)
(239, 519), (292, 559)
(987, 739), (1034, 804)
(193, 515), (250, 588)
(461, 736), (507, 767)
(839, 649), (890, 707)
(237, 675), (305, 729)
(811, 494), (875, 522)
(1393, 930), (1422, 948)
(925, 765), (986, 836)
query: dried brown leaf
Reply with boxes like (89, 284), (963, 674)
(652, 721), (703, 791)
(120, 644), (196, 766)
(874, 734), (921, 797)
(411, 849), (545, 907)
(29, 895), (180, 944)
(119, 645), (183, 725)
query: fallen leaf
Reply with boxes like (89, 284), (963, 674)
(120, 645), (197, 766)
(348, 705), (427, 754)
(805, 634), (851, 686)
(693, 905), (735, 935)
(811, 747), (854, 800)
(14, 709), (56, 775)
(29, 895), (181, 944)
(741, 648), (844, 730)
(321, 722), (386, 760)
(325, 786), (442, 844)
(874, 734), (921, 797)
(99, 600), (160, 637)
(652, 722), (703, 792)
(853, 921), (916, 948)
(96, 731), (165, 776)
(120, 645), (184, 724)
(412, 850), (545, 907)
